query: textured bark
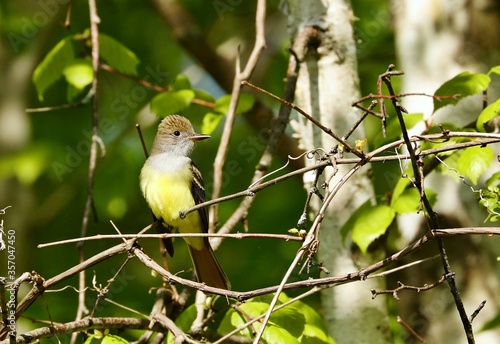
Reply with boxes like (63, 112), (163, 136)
(288, 1), (391, 343)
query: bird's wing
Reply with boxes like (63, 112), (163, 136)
(190, 162), (209, 233)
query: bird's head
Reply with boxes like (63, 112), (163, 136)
(150, 115), (210, 157)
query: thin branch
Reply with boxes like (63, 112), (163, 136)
(367, 255), (441, 279)
(469, 300), (487, 324)
(15, 243), (129, 319)
(381, 64), (474, 343)
(38, 231), (303, 248)
(397, 316), (427, 344)
(14, 225), (500, 326)
(100, 63), (215, 109)
(353, 91), (461, 105)
(1, 317), (160, 344)
(210, 0), (267, 232)
(135, 124), (149, 158)
(370, 273), (453, 300)
(181, 133), (500, 218)
(242, 80), (364, 158)
(25, 101), (87, 113)
(253, 243), (306, 343)
(72, 2), (102, 343)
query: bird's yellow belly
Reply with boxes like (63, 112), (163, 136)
(140, 164), (204, 250)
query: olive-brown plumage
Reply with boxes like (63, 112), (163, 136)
(140, 115), (230, 290)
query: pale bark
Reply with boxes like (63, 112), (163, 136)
(288, 1), (391, 342)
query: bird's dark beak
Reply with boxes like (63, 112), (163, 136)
(189, 133), (210, 141)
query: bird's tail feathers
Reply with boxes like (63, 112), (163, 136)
(188, 241), (231, 290)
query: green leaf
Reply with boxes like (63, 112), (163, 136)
(267, 305), (305, 338)
(202, 112), (224, 134)
(433, 72), (490, 112)
(256, 322), (301, 344)
(373, 113), (423, 148)
(215, 93), (255, 115)
(477, 98), (500, 132)
(480, 313), (500, 332)
(32, 36), (75, 100)
(456, 146), (494, 185)
(391, 188), (437, 214)
(62, 58), (93, 101)
(99, 33), (140, 75)
(435, 149), (463, 181)
(172, 74), (192, 90)
(478, 186), (500, 223)
(150, 90), (195, 116)
(341, 201), (395, 253)
(391, 177), (411, 205)
(284, 295), (335, 344)
(387, 113), (423, 133)
(487, 65), (500, 76)
(0, 145), (50, 185)
(166, 305), (197, 344)
(486, 172), (500, 188)
(85, 334), (130, 344)
(218, 294), (335, 344)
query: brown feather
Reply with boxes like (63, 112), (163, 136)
(188, 239), (231, 290)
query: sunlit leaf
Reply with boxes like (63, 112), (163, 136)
(488, 65), (500, 76)
(486, 172), (500, 188)
(172, 74), (192, 90)
(84, 334), (129, 344)
(256, 322), (301, 344)
(391, 188), (437, 214)
(150, 90), (195, 116)
(63, 58), (93, 101)
(99, 33), (140, 75)
(341, 201), (395, 253)
(32, 36), (75, 100)
(202, 112), (224, 134)
(218, 293), (334, 343)
(476, 98), (500, 132)
(391, 177), (411, 205)
(433, 72), (490, 112)
(456, 146), (493, 185)
(478, 186), (500, 223)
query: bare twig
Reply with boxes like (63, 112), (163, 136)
(0, 317), (161, 344)
(469, 300), (487, 324)
(397, 316), (427, 343)
(381, 64), (474, 343)
(25, 101), (87, 113)
(370, 273), (453, 300)
(38, 231), (303, 248)
(71, 2), (102, 343)
(242, 80), (364, 157)
(210, 0), (267, 232)
(181, 133), (500, 218)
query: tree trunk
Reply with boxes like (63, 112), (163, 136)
(288, 1), (392, 342)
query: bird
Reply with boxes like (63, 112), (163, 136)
(140, 115), (230, 290)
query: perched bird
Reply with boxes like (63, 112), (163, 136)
(140, 115), (230, 290)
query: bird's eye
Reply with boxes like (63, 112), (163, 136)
(173, 130), (181, 136)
